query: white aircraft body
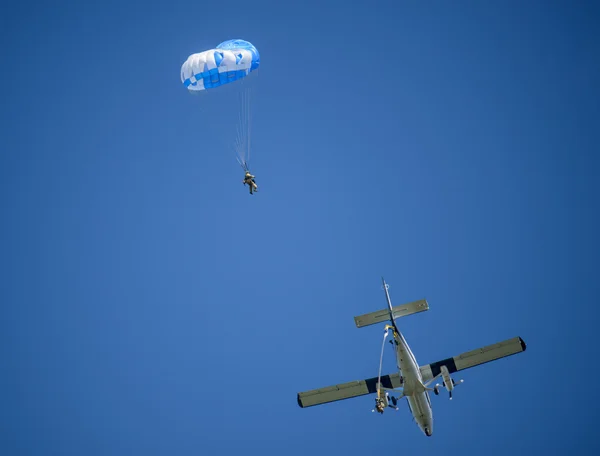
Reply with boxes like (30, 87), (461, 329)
(297, 278), (527, 437)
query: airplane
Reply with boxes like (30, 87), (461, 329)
(297, 277), (527, 437)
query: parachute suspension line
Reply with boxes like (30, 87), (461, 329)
(376, 326), (391, 400)
(234, 86), (246, 168)
(234, 80), (252, 170)
(246, 84), (251, 165)
(238, 69), (258, 170)
(236, 155), (248, 172)
(234, 81), (243, 166)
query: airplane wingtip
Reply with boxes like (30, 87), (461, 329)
(518, 337), (527, 352)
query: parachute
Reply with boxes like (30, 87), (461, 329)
(180, 39), (260, 92)
(180, 39), (260, 173)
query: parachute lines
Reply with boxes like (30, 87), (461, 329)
(233, 73), (256, 171)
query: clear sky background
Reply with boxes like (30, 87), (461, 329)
(1, 1), (599, 455)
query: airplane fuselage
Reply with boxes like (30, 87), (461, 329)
(393, 329), (433, 436)
(384, 283), (433, 436)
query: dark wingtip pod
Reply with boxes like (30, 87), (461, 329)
(519, 337), (527, 352)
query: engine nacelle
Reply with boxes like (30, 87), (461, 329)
(435, 365), (463, 400)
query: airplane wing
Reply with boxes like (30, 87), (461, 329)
(420, 336), (526, 383)
(297, 372), (403, 408)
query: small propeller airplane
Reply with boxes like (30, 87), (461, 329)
(297, 278), (527, 437)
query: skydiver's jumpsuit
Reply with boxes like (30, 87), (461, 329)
(243, 173), (257, 194)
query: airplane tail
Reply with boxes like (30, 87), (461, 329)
(353, 278), (429, 329)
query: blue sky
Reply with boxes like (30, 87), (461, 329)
(1, 0), (599, 454)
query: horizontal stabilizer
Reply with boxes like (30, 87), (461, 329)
(297, 373), (403, 408)
(354, 299), (429, 328)
(420, 336), (527, 383)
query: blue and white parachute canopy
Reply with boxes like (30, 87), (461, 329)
(181, 39), (260, 92)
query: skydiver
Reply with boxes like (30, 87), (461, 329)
(242, 171), (258, 195)
(374, 398), (385, 414)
